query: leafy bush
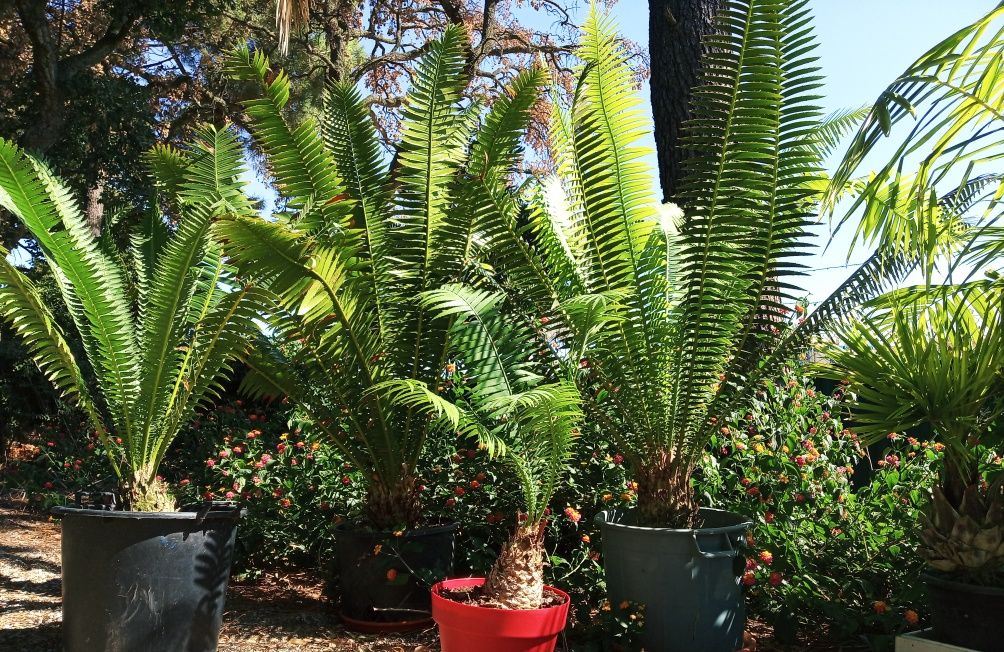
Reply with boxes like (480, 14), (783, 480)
(700, 358), (940, 647)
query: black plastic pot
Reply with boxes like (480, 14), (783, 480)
(333, 522), (457, 626)
(597, 508), (752, 652)
(51, 502), (243, 652)
(926, 572), (1004, 652)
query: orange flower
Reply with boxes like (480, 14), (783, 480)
(872, 601), (888, 615)
(386, 568), (398, 582)
(904, 609), (919, 625)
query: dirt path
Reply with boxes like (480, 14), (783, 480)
(0, 504), (436, 652)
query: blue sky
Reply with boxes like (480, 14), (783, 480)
(597, 0), (998, 301)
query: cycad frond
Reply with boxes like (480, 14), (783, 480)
(0, 139), (140, 438)
(226, 45), (353, 232)
(0, 250), (104, 435)
(134, 126), (251, 466)
(824, 4), (1004, 276)
(674, 0), (823, 454)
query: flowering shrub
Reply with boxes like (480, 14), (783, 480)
(699, 361), (941, 646)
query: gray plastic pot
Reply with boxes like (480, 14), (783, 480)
(596, 508), (752, 652)
(52, 502), (242, 652)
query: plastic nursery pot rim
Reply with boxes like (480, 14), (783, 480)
(432, 577), (570, 612)
(595, 507), (752, 534)
(923, 572), (1004, 596)
(337, 609), (433, 632)
(51, 501), (244, 521)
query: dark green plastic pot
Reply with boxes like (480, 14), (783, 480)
(926, 572), (1004, 651)
(52, 502), (242, 652)
(334, 522), (457, 627)
(597, 508), (751, 652)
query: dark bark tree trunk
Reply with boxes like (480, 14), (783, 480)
(648, 0), (724, 203)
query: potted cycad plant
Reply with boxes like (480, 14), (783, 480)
(0, 127), (260, 651)
(816, 6), (1004, 646)
(478, 3), (942, 649)
(420, 285), (596, 652)
(216, 31), (544, 628)
(820, 286), (1004, 651)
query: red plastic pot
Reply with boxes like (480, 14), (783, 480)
(431, 578), (570, 652)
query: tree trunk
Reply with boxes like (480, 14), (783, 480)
(635, 450), (699, 528)
(482, 521), (546, 610)
(648, 0), (724, 203)
(85, 177), (105, 238)
(364, 470), (422, 530)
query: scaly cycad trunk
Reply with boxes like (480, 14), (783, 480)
(636, 450), (699, 528)
(482, 522), (546, 610)
(365, 471), (422, 531)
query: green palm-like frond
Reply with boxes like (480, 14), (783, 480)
(676, 0), (823, 455)
(0, 139), (140, 439)
(226, 46), (353, 232)
(0, 131), (257, 509)
(824, 4), (1004, 278)
(0, 250), (104, 434)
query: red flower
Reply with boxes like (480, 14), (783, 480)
(612, 454), (624, 465)
(469, 480), (480, 489)
(564, 507), (582, 523)
(764, 511), (775, 523)
(745, 558), (758, 572)
(206, 459), (216, 468)
(341, 476), (351, 486)
(746, 486), (760, 497)
(794, 493), (805, 503)
(446, 498), (456, 507)
(794, 455), (807, 467)
(296, 441), (305, 449)
(454, 486), (465, 496)
(232, 446), (243, 454)
(758, 550), (773, 565)
(272, 488), (284, 497)
(225, 491), (235, 500)
(386, 569), (398, 582)
(740, 477), (752, 487)
(43, 481), (54, 489)
(219, 449), (230, 458)
(742, 572), (756, 586)
(260, 454), (272, 464)
(280, 498), (291, 509)
(873, 601), (888, 615)
(769, 572), (783, 586)
(46, 441), (55, 447)
(276, 443), (287, 454)
(904, 609), (919, 625)
(179, 478), (191, 487)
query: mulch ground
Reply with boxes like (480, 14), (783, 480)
(0, 500), (856, 652)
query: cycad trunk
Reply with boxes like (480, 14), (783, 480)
(365, 472), (422, 531)
(126, 471), (175, 512)
(482, 521), (546, 610)
(636, 452), (699, 528)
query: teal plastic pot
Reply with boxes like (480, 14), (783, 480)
(596, 508), (752, 652)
